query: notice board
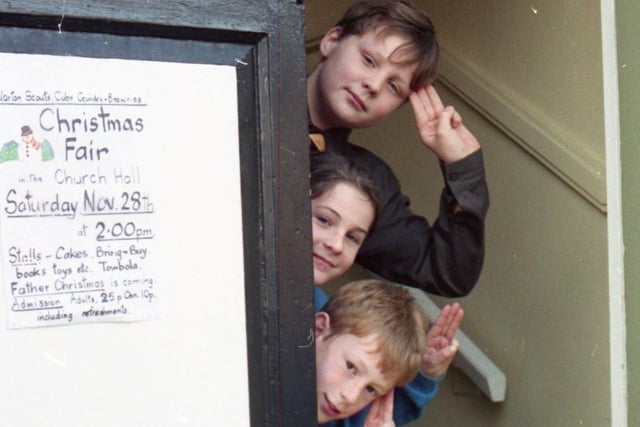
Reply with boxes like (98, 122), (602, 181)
(0, 2), (314, 427)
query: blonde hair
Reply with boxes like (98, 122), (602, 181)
(322, 279), (428, 385)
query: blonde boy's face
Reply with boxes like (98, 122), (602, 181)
(311, 27), (417, 130)
(315, 312), (395, 423)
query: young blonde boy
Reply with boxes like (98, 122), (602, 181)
(308, 0), (489, 297)
(315, 280), (462, 426)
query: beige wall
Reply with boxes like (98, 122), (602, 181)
(617, 0), (640, 425)
(305, 0), (612, 425)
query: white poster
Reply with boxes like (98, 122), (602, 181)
(0, 52), (250, 427)
(0, 53), (243, 327)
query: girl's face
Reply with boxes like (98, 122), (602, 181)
(312, 182), (375, 285)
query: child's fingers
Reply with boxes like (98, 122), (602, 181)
(364, 391), (395, 427)
(425, 84), (445, 115)
(369, 397), (383, 419)
(438, 338), (460, 361)
(363, 400), (380, 427)
(381, 389), (395, 424)
(433, 303), (463, 342)
(427, 305), (450, 338)
(452, 338), (460, 350)
(447, 306), (464, 341)
(452, 110), (463, 128)
(414, 84), (444, 118)
(409, 92), (428, 126)
(429, 336), (450, 350)
(437, 106), (456, 133)
(409, 87), (435, 124)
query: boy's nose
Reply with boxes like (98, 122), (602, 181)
(363, 73), (384, 95)
(340, 382), (361, 405)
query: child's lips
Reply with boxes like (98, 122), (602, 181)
(324, 394), (341, 418)
(313, 253), (335, 269)
(346, 89), (366, 112)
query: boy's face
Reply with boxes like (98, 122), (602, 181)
(315, 312), (395, 423)
(311, 27), (417, 130)
(312, 182), (374, 285)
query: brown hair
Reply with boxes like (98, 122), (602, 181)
(322, 279), (428, 386)
(310, 150), (379, 223)
(335, 0), (441, 88)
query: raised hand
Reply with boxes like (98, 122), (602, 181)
(409, 84), (480, 164)
(364, 389), (396, 427)
(421, 302), (464, 378)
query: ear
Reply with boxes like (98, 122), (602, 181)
(319, 26), (343, 58)
(315, 312), (331, 339)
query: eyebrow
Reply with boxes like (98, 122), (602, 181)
(315, 205), (370, 236)
(362, 43), (412, 91)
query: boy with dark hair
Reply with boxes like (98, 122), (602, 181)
(308, 0), (489, 297)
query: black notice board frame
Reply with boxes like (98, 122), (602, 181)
(0, 1), (314, 426)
